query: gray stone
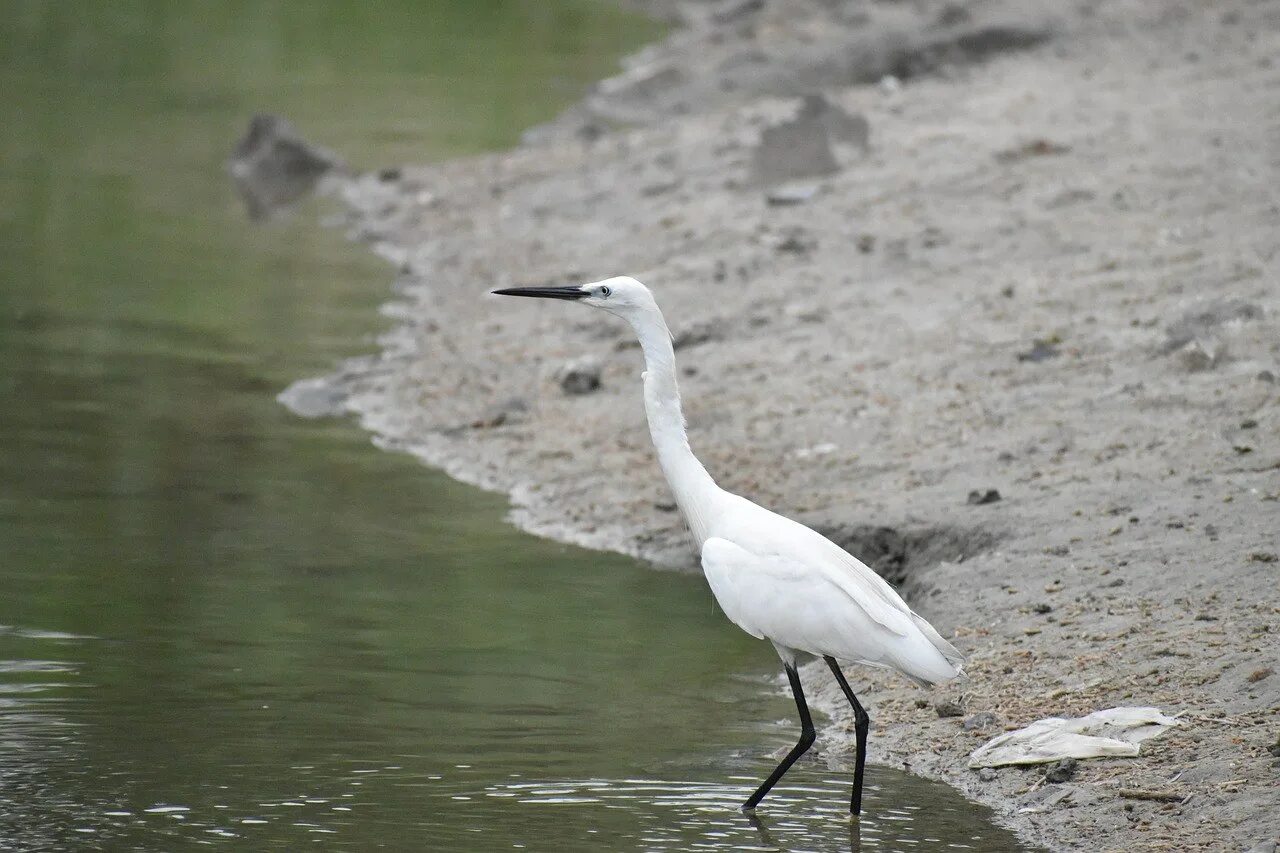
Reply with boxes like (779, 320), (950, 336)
(1017, 339), (1061, 362)
(765, 182), (820, 206)
(775, 232), (817, 255)
(1017, 785), (1071, 813)
(1159, 298), (1261, 371)
(595, 62), (683, 105)
(751, 114), (840, 186)
(277, 377), (346, 419)
(1044, 757), (1078, 783)
(471, 397), (529, 429)
(1178, 337), (1226, 371)
(227, 114), (341, 220)
(935, 700), (964, 718)
(559, 358), (603, 395)
(798, 94), (870, 150)
(963, 711), (1000, 731)
(673, 319), (727, 350)
(710, 0), (764, 25)
(1163, 299), (1262, 353)
(937, 3), (970, 27)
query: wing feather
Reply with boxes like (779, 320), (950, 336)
(702, 537), (897, 652)
(717, 505), (917, 636)
(702, 497), (965, 683)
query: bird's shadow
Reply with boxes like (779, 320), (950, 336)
(744, 811), (861, 853)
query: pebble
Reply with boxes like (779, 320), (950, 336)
(1178, 338), (1224, 371)
(1044, 757), (1077, 783)
(775, 233), (817, 255)
(765, 183), (819, 206)
(797, 94), (870, 149)
(226, 113), (341, 220)
(1017, 339), (1060, 362)
(710, 0), (764, 25)
(934, 700), (964, 718)
(878, 75), (901, 95)
(672, 319), (727, 350)
(963, 711), (1000, 731)
(1164, 299), (1261, 352)
(559, 358), (602, 395)
(751, 113), (840, 186)
(278, 377), (347, 419)
(471, 397), (529, 429)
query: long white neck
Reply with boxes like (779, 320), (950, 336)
(627, 307), (722, 546)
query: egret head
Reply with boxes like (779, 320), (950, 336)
(492, 276), (657, 321)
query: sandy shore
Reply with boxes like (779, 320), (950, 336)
(289, 1), (1280, 849)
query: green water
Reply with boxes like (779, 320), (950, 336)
(0, 3), (1025, 850)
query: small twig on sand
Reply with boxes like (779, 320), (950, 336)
(1179, 712), (1251, 727)
(1118, 788), (1185, 803)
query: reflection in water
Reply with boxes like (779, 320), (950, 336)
(747, 811), (789, 851)
(747, 810), (860, 853)
(474, 777), (985, 851)
(0, 2), (1026, 851)
(0, 636), (85, 848)
(226, 113), (342, 221)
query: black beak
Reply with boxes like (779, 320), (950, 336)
(491, 286), (587, 301)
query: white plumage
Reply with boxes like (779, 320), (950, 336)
(701, 498), (963, 685)
(494, 276), (963, 816)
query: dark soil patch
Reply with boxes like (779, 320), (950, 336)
(817, 522), (1000, 597)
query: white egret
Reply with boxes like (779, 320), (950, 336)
(493, 276), (963, 815)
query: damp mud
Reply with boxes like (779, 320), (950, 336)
(289, 1), (1280, 849)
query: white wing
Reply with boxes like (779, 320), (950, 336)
(702, 499), (963, 685)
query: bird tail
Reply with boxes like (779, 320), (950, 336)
(895, 611), (965, 687)
(911, 611), (965, 667)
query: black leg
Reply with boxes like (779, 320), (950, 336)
(825, 656), (870, 816)
(742, 663), (815, 811)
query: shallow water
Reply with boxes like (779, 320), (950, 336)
(0, 3), (1025, 850)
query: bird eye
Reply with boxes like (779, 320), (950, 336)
(600, 285), (611, 297)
